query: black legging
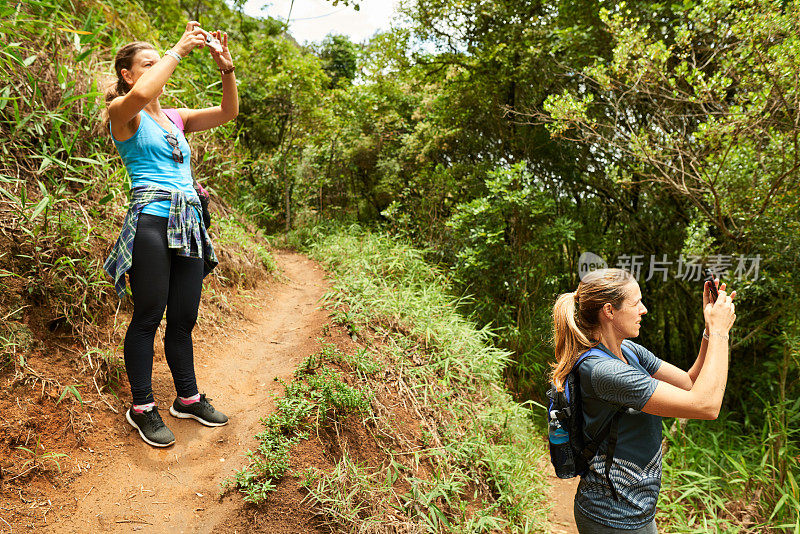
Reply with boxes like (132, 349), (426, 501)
(124, 213), (203, 405)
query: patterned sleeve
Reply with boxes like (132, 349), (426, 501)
(624, 341), (663, 376)
(589, 359), (659, 411)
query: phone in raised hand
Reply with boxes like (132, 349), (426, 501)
(703, 268), (719, 303)
(199, 29), (222, 53)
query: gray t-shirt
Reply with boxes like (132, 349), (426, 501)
(575, 340), (663, 529)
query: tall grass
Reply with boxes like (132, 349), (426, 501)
(300, 223), (550, 532)
(656, 328), (800, 532)
(0, 1), (126, 344)
(659, 399), (800, 533)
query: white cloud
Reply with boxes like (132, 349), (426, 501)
(243, 0), (399, 44)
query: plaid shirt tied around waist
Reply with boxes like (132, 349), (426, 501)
(103, 186), (218, 298)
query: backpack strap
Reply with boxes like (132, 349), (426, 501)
(162, 108), (185, 133)
(620, 342), (641, 368)
(556, 346), (629, 421)
(574, 346), (626, 500)
(604, 411), (622, 501)
(565, 348), (612, 403)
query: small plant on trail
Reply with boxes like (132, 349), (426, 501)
(82, 346), (124, 391)
(11, 439), (68, 480)
(56, 384), (83, 405)
(0, 323), (33, 374)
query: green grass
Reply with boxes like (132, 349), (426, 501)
(222, 346), (372, 503)
(14, 439), (68, 479)
(0, 322), (35, 372)
(214, 215), (278, 273)
(302, 224), (550, 533)
(658, 402), (800, 533)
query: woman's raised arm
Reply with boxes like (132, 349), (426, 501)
(642, 289), (737, 419)
(652, 280), (735, 391)
(108, 22), (205, 131)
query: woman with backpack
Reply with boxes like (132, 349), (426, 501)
(551, 268), (736, 533)
(103, 22), (237, 447)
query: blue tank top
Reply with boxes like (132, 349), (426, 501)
(110, 110), (198, 217)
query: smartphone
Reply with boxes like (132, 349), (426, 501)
(199, 29), (223, 53)
(703, 268), (719, 303)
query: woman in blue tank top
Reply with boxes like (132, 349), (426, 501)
(103, 21), (238, 447)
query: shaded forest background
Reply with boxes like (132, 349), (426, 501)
(1, 0), (798, 530)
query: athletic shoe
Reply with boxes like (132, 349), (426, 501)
(169, 394), (229, 427)
(126, 406), (176, 447)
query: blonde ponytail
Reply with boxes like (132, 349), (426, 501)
(550, 269), (634, 391)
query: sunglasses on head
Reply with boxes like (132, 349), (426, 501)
(164, 133), (184, 164)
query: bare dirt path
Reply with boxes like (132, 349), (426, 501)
(44, 251), (331, 534)
(547, 465), (579, 534)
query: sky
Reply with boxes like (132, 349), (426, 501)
(242, 0), (400, 45)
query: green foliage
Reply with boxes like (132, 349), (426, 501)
(660, 396), (800, 531)
(232, 33), (330, 231)
(0, 322), (34, 372)
(82, 346), (125, 390)
(0, 1), (123, 343)
(299, 453), (394, 530)
(15, 439), (68, 478)
(315, 34), (358, 87)
(305, 342), (383, 378)
(56, 384), (84, 405)
(445, 162), (580, 394)
(214, 215), (277, 272)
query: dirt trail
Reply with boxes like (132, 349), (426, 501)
(44, 251), (330, 533)
(548, 466), (579, 534)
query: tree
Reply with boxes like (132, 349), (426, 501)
(316, 34), (358, 87)
(236, 35), (329, 230)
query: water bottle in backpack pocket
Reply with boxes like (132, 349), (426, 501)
(548, 411), (576, 478)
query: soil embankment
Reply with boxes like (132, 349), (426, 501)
(37, 251), (329, 533)
(2, 250), (569, 533)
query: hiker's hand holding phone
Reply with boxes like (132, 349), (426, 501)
(703, 288), (736, 336)
(703, 279), (736, 333)
(172, 21), (206, 58)
(703, 277), (720, 308)
(205, 30), (233, 72)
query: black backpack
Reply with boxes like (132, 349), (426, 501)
(546, 347), (639, 501)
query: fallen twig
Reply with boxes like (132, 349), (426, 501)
(115, 519), (152, 525)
